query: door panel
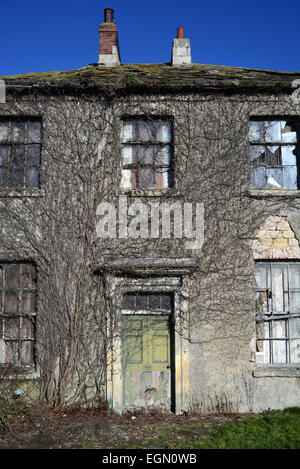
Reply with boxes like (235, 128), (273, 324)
(122, 315), (172, 411)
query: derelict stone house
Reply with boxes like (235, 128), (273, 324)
(0, 8), (300, 413)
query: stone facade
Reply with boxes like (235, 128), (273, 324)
(0, 62), (300, 412)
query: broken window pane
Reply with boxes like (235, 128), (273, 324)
(281, 121), (297, 143)
(251, 167), (266, 188)
(250, 119), (299, 189)
(265, 168), (283, 188)
(249, 121), (264, 142)
(282, 146), (296, 166)
(266, 146), (281, 166)
(265, 121), (281, 142)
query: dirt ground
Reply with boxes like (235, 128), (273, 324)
(0, 404), (253, 449)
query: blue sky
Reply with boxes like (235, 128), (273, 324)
(1, 0), (300, 76)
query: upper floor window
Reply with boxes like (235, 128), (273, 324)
(0, 119), (42, 189)
(255, 262), (300, 364)
(0, 263), (37, 368)
(121, 119), (173, 190)
(250, 119), (299, 190)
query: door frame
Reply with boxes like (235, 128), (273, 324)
(105, 275), (190, 414)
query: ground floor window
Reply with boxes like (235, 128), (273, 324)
(0, 263), (37, 367)
(255, 262), (300, 364)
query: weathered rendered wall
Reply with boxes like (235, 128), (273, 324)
(0, 88), (299, 411)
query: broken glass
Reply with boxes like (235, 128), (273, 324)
(281, 121), (297, 143)
(282, 145), (296, 165)
(249, 121), (264, 142)
(265, 121), (281, 142)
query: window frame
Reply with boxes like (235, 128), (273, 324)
(255, 261), (300, 365)
(0, 117), (42, 191)
(120, 117), (174, 191)
(249, 118), (300, 190)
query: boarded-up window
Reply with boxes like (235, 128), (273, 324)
(249, 120), (299, 189)
(0, 119), (41, 189)
(255, 263), (300, 364)
(121, 119), (173, 189)
(0, 263), (37, 367)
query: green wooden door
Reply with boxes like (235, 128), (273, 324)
(122, 315), (172, 412)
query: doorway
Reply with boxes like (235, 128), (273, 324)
(121, 292), (175, 413)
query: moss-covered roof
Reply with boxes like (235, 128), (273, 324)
(2, 63), (300, 93)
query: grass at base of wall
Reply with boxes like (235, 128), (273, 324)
(0, 406), (299, 449)
(118, 408), (300, 450)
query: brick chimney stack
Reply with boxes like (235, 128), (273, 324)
(171, 27), (192, 65)
(98, 7), (121, 67)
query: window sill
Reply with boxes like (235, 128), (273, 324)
(0, 188), (45, 198)
(247, 189), (300, 198)
(253, 366), (300, 378)
(115, 188), (180, 198)
(0, 365), (40, 380)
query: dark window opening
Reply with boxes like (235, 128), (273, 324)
(0, 119), (42, 189)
